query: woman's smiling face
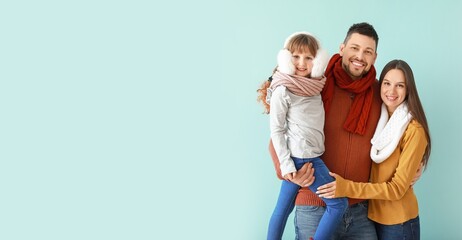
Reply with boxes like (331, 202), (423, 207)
(381, 69), (407, 114)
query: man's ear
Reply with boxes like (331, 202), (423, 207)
(339, 43), (345, 56)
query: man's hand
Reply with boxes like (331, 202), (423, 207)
(411, 162), (424, 186)
(290, 163), (315, 187)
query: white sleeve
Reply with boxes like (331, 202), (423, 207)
(269, 87), (296, 176)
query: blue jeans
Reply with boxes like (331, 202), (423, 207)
(268, 157), (348, 240)
(295, 201), (378, 240)
(375, 216), (420, 240)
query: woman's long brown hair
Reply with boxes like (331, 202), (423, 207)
(379, 59), (432, 169)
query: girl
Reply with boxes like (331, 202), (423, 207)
(317, 59), (431, 240)
(257, 32), (347, 240)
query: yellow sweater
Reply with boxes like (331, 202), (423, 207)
(334, 120), (427, 225)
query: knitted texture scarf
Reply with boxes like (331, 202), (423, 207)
(322, 53), (376, 135)
(370, 102), (412, 163)
(268, 71), (326, 102)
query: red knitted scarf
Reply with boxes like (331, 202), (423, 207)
(322, 54), (376, 135)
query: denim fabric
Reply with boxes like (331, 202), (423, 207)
(267, 177), (298, 240)
(375, 216), (420, 240)
(295, 201), (378, 240)
(267, 157), (348, 240)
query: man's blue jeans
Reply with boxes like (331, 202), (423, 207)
(295, 201), (378, 240)
(267, 157), (348, 240)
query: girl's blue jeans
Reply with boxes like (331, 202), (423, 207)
(267, 157), (348, 240)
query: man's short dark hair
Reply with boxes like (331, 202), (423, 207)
(344, 22), (379, 50)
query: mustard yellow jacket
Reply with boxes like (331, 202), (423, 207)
(335, 120), (427, 225)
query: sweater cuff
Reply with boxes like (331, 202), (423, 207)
(280, 160), (296, 177)
(334, 174), (349, 198)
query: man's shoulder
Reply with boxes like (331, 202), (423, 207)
(372, 79), (381, 98)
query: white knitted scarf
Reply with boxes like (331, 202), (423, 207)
(370, 102), (412, 163)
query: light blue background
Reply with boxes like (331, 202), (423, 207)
(1, 0), (461, 239)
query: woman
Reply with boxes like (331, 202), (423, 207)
(316, 59), (431, 240)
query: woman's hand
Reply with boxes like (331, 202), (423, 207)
(316, 172), (339, 199)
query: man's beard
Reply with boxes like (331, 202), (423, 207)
(343, 62), (368, 80)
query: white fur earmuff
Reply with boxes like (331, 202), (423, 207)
(277, 49), (295, 75)
(277, 31), (330, 78)
(311, 48), (329, 78)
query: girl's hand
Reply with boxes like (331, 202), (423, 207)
(283, 172), (296, 181)
(316, 172), (339, 199)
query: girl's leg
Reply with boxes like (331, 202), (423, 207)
(267, 158), (306, 240)
(308, 157), (348, 240)
(267, 180), (301, 240)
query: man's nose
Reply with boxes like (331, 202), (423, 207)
(356, 50), (365, 60)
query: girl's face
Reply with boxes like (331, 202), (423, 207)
(381, 69), (407, 114)
(291, 49), (314, 77)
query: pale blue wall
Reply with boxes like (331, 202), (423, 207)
(2, 0), (461, 239)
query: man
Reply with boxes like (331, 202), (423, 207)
(270, 22), (382, 239)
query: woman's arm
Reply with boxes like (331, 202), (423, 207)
(317, 123), (427, 200)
